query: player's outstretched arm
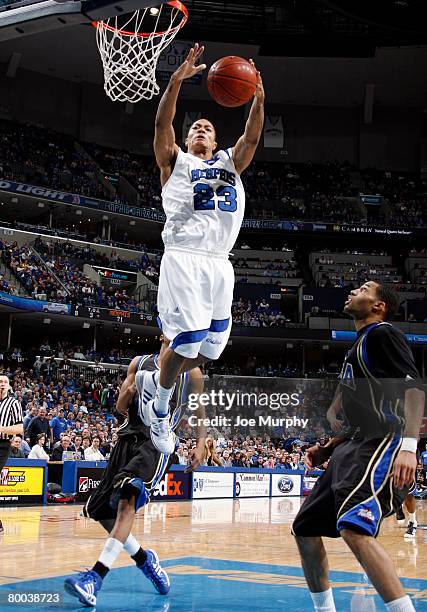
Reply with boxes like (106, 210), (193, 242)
(185, 367), (207, 473)
(154, 43), (206, 185)
(116, 356), (139, 415)
(232, 60), (265, 175)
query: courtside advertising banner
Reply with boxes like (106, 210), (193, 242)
(192, 471), (234, 499)
(235, 472), (270, 497)
(303, 473), (322, 496)
(76, 466), (106, 502)
(0, 464), (45, 505)
(152, 470), (190, 501)
(271, 473), (302, 497)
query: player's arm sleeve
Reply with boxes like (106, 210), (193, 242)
(367, 325), (422, 387)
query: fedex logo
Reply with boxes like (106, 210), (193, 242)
(153, 473), (184, 498)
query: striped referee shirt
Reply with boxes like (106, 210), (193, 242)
(0, 395), (23, 441)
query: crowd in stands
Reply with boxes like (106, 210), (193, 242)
(0, 120), (112, 201)
(0, 273), (18, 295)
(312, 249), (427, 294)
(84, 143), (162, 208)
(243, 160), (361, 223)
(0, 236), (161, 312)
(3, 348), (336, 468)
(234, 255), (300, 282)
(176, 436), (322, 470)
(1, 118), (427, 229)
(231, 298), (293, 327)
(3, 359), (122, 462)
(11, 221), (154, 255)
(360, 169), (427, 228)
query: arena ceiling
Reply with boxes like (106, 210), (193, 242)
(184, 0), (427, 55)
(0, 0), (426, 107)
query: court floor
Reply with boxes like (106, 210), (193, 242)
(0, 498), (426, 610)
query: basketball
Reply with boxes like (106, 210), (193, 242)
(207, 56), (258, 107)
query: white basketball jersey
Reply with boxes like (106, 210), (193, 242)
(161, 147), (245, 256)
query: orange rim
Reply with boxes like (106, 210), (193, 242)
(92, 1), (188, 38)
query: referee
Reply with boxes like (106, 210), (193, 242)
(0, 374), (24, 533)
(292, 281), (425, 612)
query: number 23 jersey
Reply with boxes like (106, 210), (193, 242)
(161, 147), (245, 257)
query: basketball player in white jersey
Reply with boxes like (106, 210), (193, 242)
(141, 43), (264, 454)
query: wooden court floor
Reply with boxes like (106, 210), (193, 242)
(0, 498), (426, 610)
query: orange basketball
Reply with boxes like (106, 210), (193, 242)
(207, 56), (257, 108)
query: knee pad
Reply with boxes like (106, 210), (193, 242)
(110, 477), (149, 512)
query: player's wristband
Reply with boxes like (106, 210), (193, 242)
(401, 438), (417, 453)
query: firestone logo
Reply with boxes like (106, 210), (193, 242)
(79, 477), (101, 492)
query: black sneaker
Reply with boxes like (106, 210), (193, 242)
(404, 521), (417, 539)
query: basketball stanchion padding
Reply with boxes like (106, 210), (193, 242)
(93, 0), (188, 103)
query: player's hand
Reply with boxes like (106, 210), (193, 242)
(392, 450), (417, 489)
(185, 443), (205, 472)
(326, 408), (344, 434)
(303, 443), (332, 469)
(249, 59), (264, 104)
(173, 43), (206, 82)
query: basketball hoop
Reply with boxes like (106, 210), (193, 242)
(93, 1), (188, 103)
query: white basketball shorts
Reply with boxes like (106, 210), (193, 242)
(157, 247), (234, 359)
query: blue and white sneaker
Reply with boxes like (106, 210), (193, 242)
(150, 412), (177, 455)
(135, 370), (160, 426)
(64, 570), (102, 607)
(138, 549), (170, 595)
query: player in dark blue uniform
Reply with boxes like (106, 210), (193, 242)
(64, 337), (205, 607)
(292, 281), (425, 612)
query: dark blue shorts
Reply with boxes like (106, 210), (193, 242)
(292, 435), (408, 538)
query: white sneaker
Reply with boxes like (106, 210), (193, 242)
(151, 414), (177, 455)
(135, 370), (159, 426)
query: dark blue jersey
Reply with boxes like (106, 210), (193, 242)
(339, 322), (421, 437)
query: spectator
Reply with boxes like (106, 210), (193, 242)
(73, 434), (85, 460)
(28, 433), (50, 460)
(26, 407), (52, 448)
(50, 407), (68, 442)
(8, 435), (25, 458)
(50, 434), (73, 461)
(84, 436), (105, 461)
(23, 403), (38, 430)
(221, 449), (233, 468)
(204, 438), (222, 467)
(232, 451), (245, 467)
(176, 446), (187, 466)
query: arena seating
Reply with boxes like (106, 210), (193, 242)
(233, 246), (301, 285)
(1, 119), (426, 227)
(0, 120), (112, 201)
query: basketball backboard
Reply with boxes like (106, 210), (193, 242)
(0, 0), (168, 39)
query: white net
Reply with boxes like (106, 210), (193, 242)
(94, 1), (188, 103)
